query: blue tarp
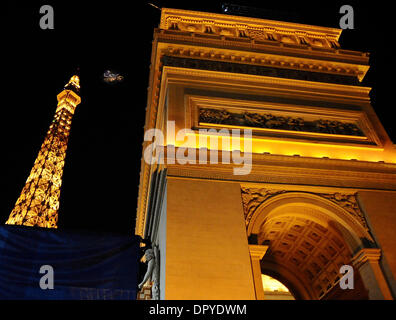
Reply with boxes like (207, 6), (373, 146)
(0, 225), (140, 299)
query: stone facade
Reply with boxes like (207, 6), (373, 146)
(136, 8), (396, 300)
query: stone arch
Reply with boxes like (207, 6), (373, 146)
(247, 192), (373, 299)
(248, 192), (373, 254)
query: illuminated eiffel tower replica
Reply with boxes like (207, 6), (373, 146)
(5, 75), (81, 228)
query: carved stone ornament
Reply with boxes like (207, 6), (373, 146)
(317, 192), (368, 230)
(241, 187), (369, 231)
(199, 108), (364, 137)
(138, 246), (160, 300)
(241, 187), (287, 226)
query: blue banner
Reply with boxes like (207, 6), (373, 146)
(0, 225), (140, 299)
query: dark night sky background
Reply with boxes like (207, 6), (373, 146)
(1, 1), (394, 235)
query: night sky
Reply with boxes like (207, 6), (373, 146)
(2, 1), (394, 235)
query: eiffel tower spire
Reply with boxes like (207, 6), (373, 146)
(6, 75), (81, 228)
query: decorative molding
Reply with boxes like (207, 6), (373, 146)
(185, 91), (383, 148)
(241, 187), (287, 226)
(165, 150), (396, 190)
(249, 244), (269, 260)
(317, 192), (369, 231)
(161, 55), (359, 85)
(199, 107), (364, 136)
(160, 8), (342, 49)
(160, 65), (371, 100)
(351, 248), (381, 268)
(186, 94), (381, 148)
(156, 30), (369, 81)
(240, 187), (369, 231)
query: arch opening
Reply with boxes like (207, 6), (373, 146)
(261, 273), (295, 300)
(248, 192), (372, 300)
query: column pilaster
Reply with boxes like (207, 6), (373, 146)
(352, 248), (393, 300)
(249, 244), (268, 300)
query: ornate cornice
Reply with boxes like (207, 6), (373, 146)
(160, 8), (342, 49)
(162, 55), (359, 85)
(156, 29), (369, 76)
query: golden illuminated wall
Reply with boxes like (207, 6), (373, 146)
(166, 178), (256, 299)
(137, 8), (396, 238)
(6, 76), (81, 228)
(136, 8), (396, 300)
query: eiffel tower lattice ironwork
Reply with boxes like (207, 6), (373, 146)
(5, 75), (81, 228)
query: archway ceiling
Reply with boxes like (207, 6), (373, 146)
(259, 215), (352, 298)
